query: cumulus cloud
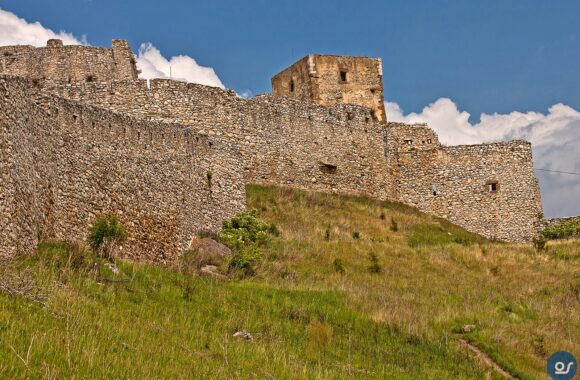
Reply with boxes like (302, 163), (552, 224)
(0, 8), (224, 88)
(136, 43), (224, 88)
(0, 8), (85, 46)
(386, 99), (580, 218)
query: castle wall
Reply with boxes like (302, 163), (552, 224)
(30, 77), (543, 242)
(387, 123), (543, 241)
(0, 76), (245, 262)
(36, 78), (394, 201)
(272, 55), (387, 123)
(0, 39), (138, 83)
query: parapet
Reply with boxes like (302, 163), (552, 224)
(0, 39), (139, 82)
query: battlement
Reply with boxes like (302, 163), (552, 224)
(272, 54), (387, 124)
(0, 39), (138, 83)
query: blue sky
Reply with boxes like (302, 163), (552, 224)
(1, 0), (579, 218)
(2, 0), (579, 118)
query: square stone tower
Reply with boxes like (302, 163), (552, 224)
(272, 54), (387, 124)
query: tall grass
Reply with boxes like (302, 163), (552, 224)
(0, 184), (578, 379)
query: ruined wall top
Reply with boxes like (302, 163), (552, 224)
(0, 39), (139, 82)
(272, 54), (387, 124)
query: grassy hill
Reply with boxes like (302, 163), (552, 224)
(1, 185), (578, 379)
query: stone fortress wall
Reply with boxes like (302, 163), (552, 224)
(386, 123), (543, 241)
(0, 39), (545, 262)
(34, 79), (394, 201)
(0, 39), (138, 83)
(0, 76), (245, 262)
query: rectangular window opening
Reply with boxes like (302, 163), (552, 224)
(486, 181), (499, 192)
(404, 139), (412, 145)
(320, 163), (338, 174)
(340, 70), (347, 83)
(290, 80), (294, 92)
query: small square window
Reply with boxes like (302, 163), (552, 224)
(404, 139), (412, 145)
(427, 139), (432, 144)
(340, 70), (347, 82)
(486, 181), (499, 192)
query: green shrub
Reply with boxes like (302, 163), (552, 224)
(324, 228), (331, 241)
(532, 236), (547, 251)
(390, 217), (398, 232)
(87, 214), (127, 259)
(379, 211), (386, 220)
(542, 219), (580, 240)
(368, 252), (382, 274)
(352, 231), (361, 240)
(219, 209), (278, 251)
(228, 245), (263, 277)
(332, 258), (345, 274)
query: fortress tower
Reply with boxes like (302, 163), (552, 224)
(272, 54), (387, 124)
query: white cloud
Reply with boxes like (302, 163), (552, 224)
(387, 99), (580, 218)
(136, 43), (224, 88)
(0, 8), (85, 46)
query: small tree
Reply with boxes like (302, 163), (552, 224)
(87, 214), (127, 259)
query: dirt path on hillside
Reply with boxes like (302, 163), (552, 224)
(460, 339), (515, 379)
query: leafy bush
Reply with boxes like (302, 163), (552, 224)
(87, 214), (127, 259)
(352, 231), (361, 240)
(324, 228), (331, 241)
(379, 211), (386, 220)
(390, 217), (399, 232)
(219, 209), (278, 251)
(368, 252), (382, 274)
(228, 245), (263, 277)
(532, 236), (547, 251)
(333, 258), (345, 274)
(542, 219), (580, 240)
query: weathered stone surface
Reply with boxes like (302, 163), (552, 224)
(272, 54), (387, 124)
(0, 76), (245, 262)
(0, 39), (138, 83)
(0, 40), (546, 262)
(189, 238), (232, 257)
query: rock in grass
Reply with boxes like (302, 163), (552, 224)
(189, 238), (232, 257)
(462, 324), (476, 333)
(233, 330), (253, 341)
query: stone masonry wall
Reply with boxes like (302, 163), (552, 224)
(0, 76), (245, 262)
(386, 122), (543, 241)
(33, 78), (543, 241)
(35, 78), (394, 201)
(0, 39), (138, 83)
(272, 55), (387, 123)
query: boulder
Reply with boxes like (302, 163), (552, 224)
(189, 238), (232, 257)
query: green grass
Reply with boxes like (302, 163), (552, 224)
(1, 184), (579, 379)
